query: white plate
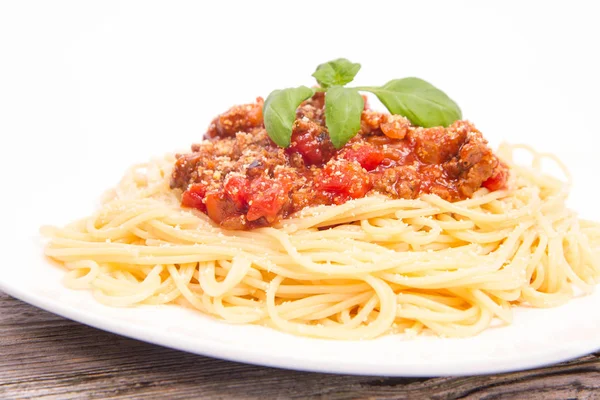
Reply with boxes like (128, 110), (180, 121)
(2, 143), (599, 377)
(1, 233), (600, 376)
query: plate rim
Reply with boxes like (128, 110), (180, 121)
(2, 268), (599, 377)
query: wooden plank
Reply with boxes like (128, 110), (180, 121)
(1, 292), (599, 400)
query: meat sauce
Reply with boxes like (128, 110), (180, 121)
(170, 93), (508, 230)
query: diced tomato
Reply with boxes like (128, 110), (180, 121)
(246, 177), (290, 222)
(181, 184), (207, 212)
(483, 163), (509, 191)
(286, 124), (336, 166)
(224, 175), (250, 210)
(316, 161), (372, 203)
(343, 145), (384, 171)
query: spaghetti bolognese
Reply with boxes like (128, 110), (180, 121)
(42, 67), (600, 339)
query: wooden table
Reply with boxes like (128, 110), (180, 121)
(1, 292), (599, 399)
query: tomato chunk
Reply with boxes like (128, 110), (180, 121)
(286, 119), (336, 166)
(343, 145), (385, 171)
(246, 177), (290, 222)
(316, 161), (372, 203)
(181, 184), (207, 212)
(224, 175), (250, 209)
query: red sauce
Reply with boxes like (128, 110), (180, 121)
(171, 93), (508, 230)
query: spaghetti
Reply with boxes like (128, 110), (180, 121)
(42, 143), (600, 339)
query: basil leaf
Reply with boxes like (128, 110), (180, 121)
(325, 87), (364, 149)
(368, 78), (462, 127)
(263, 86), (315, 147)
(312, 58), (361, 88)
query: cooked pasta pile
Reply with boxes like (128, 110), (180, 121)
(42, 143), (600, 339)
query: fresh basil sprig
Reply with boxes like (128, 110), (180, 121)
(362, 78), (462, 128)
(264, 59), (462, 149)
(325, 87), (364, 149)
(312, 58), (361, 88)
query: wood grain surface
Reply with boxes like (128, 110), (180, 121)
(1, 292), (599, 400)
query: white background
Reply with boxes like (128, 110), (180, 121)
(1, 0), (600, 375)
(1, 0), (599, 223)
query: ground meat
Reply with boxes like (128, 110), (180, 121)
(441, 126), (499, 197)
(205, 98), (264, 139)
(296, 92), (325, 125)
(360, 111), (411, 139)
(373, 165), (420, 199)
(408, 120), (470, 164)
(171, 152), (203, 190)
(458, 151), (498, 197)
(171, 94), (509, 229)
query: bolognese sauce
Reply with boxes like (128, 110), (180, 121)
(170, 93), (508, 230)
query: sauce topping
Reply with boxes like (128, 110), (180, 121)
(171, 93), (508, 230)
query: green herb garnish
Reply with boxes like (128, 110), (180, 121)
(264, 58), (462, 149)
(324, 86), (364, 149)
(312, 58), (361, 88)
